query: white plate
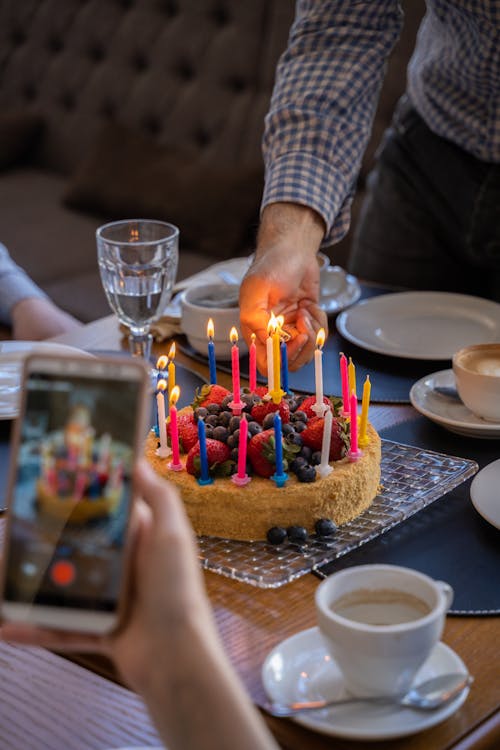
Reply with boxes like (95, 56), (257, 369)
(336, 291), (500, 359)
(0, 341), (92, 420)
(410, 369), (500, 438)
(262, 626), (469, 741)
(470, 459), (500, 529)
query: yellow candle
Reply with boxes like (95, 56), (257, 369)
(359, 375), (371, 447)
(167, 341), (176, 404)
(271, 321), (281, 404)
(348, 356), (356, 399)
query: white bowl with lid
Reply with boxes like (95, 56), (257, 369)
(180, 283), (247, 360)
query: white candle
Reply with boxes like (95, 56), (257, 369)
(313, 328), (327, 416)
(317, 407), (333, 478)
(156, 379), (170, 458)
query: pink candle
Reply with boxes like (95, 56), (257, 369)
(229, 327), (243, 413)
(232, 414), (251, 485)
(340, 352), (350, 417)
(249, 333), (257, 392)
(349, 390), (361, 460)
(168, 386), (183, 471)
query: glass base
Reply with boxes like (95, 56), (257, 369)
(128, 332), (153, 361)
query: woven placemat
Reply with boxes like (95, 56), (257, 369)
(315, 417), (500, 615)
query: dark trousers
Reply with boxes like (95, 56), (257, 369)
(348, 97), (500, 300)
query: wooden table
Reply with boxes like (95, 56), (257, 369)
(1, 314), (499, 750)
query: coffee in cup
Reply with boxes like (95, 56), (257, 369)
(452, 343), (500, 421)
(315, 564), (453, 697)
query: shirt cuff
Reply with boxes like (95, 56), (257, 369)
(261, 151), (354, 246)
(0, 269), (48, 325)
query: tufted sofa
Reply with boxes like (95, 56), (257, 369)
(0, 0), (423, 325)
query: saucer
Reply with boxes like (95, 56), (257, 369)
(262, 627), (469, 741)
(470, 459), (500, 530)
(319, 266), (361, 315)
(410, 369), (500, 439)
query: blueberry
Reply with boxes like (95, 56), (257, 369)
(299, 445), (312, 461)
(247, 421), (262, 436)
(266, 526), (287, 545)
(221, 395), (233, 408)
(290, 456), (307, 474)
(219, 410), (232, 427)
(294, 420), (307, 433)
(296, 464), (317, 483)
(194, 406), (208, 421)
(286, 432), (303, 447)
(206, 414), (219, 427)
(212, 425), (229, 443)
(315, 518), (337, 537)
(287, 398), (298, 412)
(230, 448), (239, 462)
(207, 403), (221, 415)
(282, 423), (295, 436)
(229, 415), (241, 432)
(286, 525), (308, 543)
(292, 410), (307, 423)
(226, 434), (237, 450)
(263, 412), (276, 430)
(204, 427), (214, 439)
(311, 451), (322, 466)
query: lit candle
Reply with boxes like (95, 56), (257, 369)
(266, 314), (276, 395)
(156, 355), (168, 383)
(228, 327), (243, 414)
(317, 407), (333, 478)
(156, 379), (169, 458)
(167, 385), (182, 470)
(167, 342), (176, 404)
(271, 318), (281, 404)
(249, 333), (257, 392)
(348, 356), (356, 399)
(271, 411), (288, 487)
(349, 390), (361, 460)
(207, 318), (217, 385)
(340, 352), (350, 417)
(231, 414), (251, 486)
(197, 416), (214, 485)
(359, 375), (371, 447)
(312, 328), (328, 417)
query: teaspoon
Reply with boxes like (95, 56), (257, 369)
(264, 672), (472, 717)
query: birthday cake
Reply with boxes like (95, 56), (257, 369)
(145, 383), (382, 542)
(36, 405), (128, 525)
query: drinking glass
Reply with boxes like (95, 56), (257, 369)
(97, 219), (179, 365)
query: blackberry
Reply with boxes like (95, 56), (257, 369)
(266, 526), (287, 545)
(286, 525), (308, 543)
(296, 464), (316, 483)
(315, 518), (338, 537)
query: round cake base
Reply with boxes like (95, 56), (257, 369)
(145, 424), (381, 541)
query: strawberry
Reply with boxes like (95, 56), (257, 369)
(299, 395), (341, 418)
(167, 411), (196, 451)
(193, 383), (231, 409)
(185, 438), (233, 478)
(301, 415), (349, 460)
(250, 398), (290, 425)
(247, 428), (300, 477)
(254, 385), (268, 398)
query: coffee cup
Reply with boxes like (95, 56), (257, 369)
(452, 343), (500, 422)
(315, 564), (453, 697)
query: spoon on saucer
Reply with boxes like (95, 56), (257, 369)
(264, 672), (472, 717)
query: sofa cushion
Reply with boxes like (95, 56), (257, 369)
(63, 124), (263, 260)
(0, 112), (43, 170)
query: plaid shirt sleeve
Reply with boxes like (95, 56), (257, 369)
(262, 0), (404, 245)
(0, 243), (47, 325)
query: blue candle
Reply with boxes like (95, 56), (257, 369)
(207, 318), (217, 385)
(271, 411), (288, 487)
(280, 340), (289, 394)
(197, 417), (213, 486)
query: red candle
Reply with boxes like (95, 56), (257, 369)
(249, 332), (257, 392)
(340, 352), (350, 417)
(232, 414), (251, 485)
(229, 327), (243, 413)
(168, 386), (183, 471)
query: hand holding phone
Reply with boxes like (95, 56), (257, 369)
(0, 353), (150, 634)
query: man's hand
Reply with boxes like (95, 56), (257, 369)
(239, 203), (327, 373)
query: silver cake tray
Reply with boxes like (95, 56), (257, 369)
(196, 440), (478, 588)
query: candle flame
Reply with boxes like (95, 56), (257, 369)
(168, 341), (176, 360)
(157, 379), (167, 392)
(207, 318), (214, 338)
(170, 385), (180, 405)
(156, 355), (168, 370)
(267, 311), (279, 335)
(230, 326), (239, 343)
(251, 332), (256, 343)
(316, 328), (326, 349)
(276, 314), (285, 329)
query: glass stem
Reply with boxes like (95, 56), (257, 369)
(128, 332), (153, 362)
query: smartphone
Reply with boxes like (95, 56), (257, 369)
(0, 353), (150, 634)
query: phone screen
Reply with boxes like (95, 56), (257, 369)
(4, 368), (141, 612)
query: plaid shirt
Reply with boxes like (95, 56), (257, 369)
(262, 0), (500, 245)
